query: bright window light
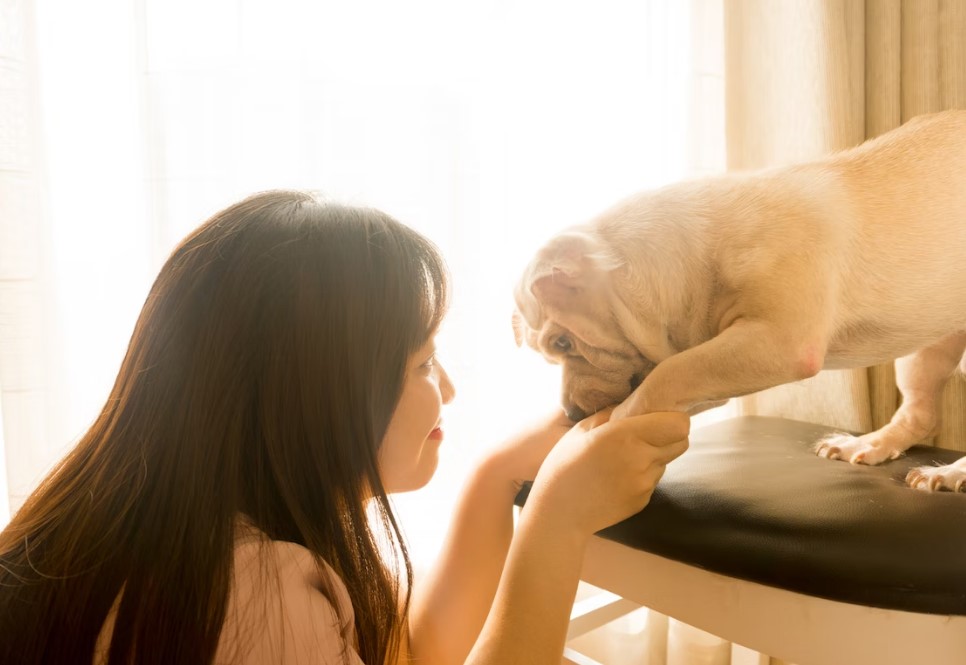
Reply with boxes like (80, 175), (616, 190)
(22, 0), (711, 563)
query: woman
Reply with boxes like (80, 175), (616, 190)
(0, 190), (688, 664)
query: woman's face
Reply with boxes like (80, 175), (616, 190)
(379, 336), (455, 493)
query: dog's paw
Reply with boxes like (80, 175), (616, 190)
(813, 433), (904, 466)
(905, 463), (966, 492)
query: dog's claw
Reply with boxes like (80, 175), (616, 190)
(815, 433), (906, 467)
(905, 462), (966, 492)
(814, 442), (839, 460)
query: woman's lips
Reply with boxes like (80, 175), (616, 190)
(428, 426), (444, 440)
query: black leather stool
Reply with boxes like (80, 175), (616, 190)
(516, 416), (966, 665)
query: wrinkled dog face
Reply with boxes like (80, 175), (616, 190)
(512, 231), (657, 421)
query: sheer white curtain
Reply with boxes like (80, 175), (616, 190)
(3, 1), (734, 661)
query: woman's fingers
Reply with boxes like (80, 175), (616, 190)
(654, 436), (689, 464)
(525, 408), (692, 537)
(620, 411), (690, 445)
(572, 407), (615, 433)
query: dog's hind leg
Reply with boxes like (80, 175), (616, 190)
(903, 339), (966, 491)
(815, 331), (966, 472)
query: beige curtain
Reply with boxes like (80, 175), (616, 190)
(728, 0), (966, 452)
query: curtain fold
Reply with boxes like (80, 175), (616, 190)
(724, 0), (865, 168)
(727, 0), (966, 455)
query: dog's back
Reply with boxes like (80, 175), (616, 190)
(823, 111), (966, 349)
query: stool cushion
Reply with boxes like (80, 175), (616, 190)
(515, 416), (966, 615)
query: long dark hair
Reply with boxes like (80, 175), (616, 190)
(0, 190), (448, 664)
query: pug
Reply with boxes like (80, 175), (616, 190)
(512, 110), (966, 492)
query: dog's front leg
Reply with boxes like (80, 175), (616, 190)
(611, 318), (824, 420)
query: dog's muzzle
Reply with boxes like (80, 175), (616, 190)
(565, 405), (587, 422)
(630, 372), (645, 391)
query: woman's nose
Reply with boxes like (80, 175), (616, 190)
(439, 365), (456, 404)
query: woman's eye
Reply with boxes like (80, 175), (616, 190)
(552, 336), (572, 354)
(421, 355), (437, 369)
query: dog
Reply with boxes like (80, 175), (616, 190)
(512, 110), (966, 492)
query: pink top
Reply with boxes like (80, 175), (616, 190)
(95, 522), (366, 664)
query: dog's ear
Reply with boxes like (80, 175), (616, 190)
(530, 271), (578, 309)
(526, 230), (621, 308)
(511, 310), (525, 347)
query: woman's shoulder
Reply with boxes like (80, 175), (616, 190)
(231, 518), (355, 620)
(217, 518), (365, 664)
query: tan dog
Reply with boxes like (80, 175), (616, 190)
(513, 110), (966, 492)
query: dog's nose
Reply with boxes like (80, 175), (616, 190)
(564, 405), (587, 422)
(630, 372), (644, 391)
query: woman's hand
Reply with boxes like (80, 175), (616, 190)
(459, 410), (690, 665)
(481, 409), (580, 499)
(523, 410), (690, 539)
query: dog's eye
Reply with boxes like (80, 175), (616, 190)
(552, 336), (573, 354)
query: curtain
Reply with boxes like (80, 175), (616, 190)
(728, 0), (966, 453)
(0, 0), (53, 521)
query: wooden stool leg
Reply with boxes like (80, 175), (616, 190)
(731, 643), (770, 665)
(562, 647), (604, 665)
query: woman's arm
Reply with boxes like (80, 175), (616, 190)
(407, 411), (689, 665)
(407, 411), (573, 664)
